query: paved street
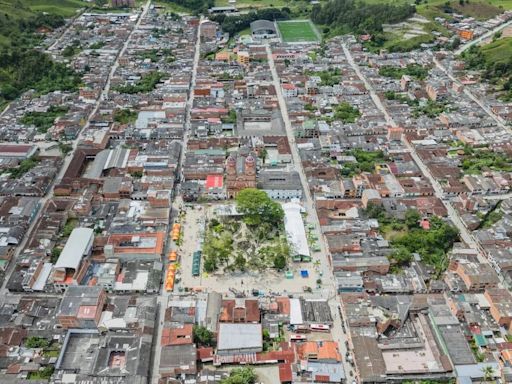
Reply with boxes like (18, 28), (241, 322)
(266, 44), (355, 381)
(150, 13), (201, 383)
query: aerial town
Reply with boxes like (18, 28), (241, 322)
(1, 0), (512, 383)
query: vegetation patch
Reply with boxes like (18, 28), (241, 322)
(8, 156), (40, 179)
(113, 71), (166, 94)
(311, 0), (415, 36)
(378, 64), (429, 80)
(113, 108), (137, 124)
(462, 38), (512, 101)
(478, 202), (503, 229)
(158, 0), (213, 14)
(305, 68), (341, 86)
(365, 204), (459, 277)
(25, 336), (50, 349)
(62, 39), (82, 58)
(460, 145), (512, 174)
(0, 49), (81, 107)
(20, 106), (69, 132)
(27, 366), (54, 380)
(203, 189), (290, 273)
(417, 0), (502, 21)
(340, 149), (387, 177)
(412, 99), (450, 118)
(0, 7), (84, 107)
(333, 102), (361, 123)
(220, 367), (257, 384)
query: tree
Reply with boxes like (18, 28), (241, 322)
(25, 336), (49, 348)
(482, 365), (494, 382)
(233, 253), (247, 271)
(193, 325), (214, 347)
(388, 247), (413, 267)
(220, 367), (257, 384)
(273, 254), (286, 270)
(236, 188), (284, 226)
(259, 148), (268, 164)
(51, 247), (62, 263)
(405, 209), (421, 229)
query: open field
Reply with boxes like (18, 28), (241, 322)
(1, 0), (88, 18)
(479, 36), (512, 63)
(277, 20), (319, 43)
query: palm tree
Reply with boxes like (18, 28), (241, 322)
(482, 365), (494, 382)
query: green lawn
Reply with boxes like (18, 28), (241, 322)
(9, 0), (88, 17)
(277, 20), (319, 43)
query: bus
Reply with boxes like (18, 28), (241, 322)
(310, 323), (330, 332)
(293, 325), (310, 334)
(290, 334), (307, 342)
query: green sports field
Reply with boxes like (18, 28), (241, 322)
(277, 20), (320, 43)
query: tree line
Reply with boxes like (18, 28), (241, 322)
(0, 12), (80, 107)
(311, 0), (415, 35)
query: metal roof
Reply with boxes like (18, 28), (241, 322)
(54, 228), (94, 271)
(217, 323), (262, 351)
(250, 20), (277, 33)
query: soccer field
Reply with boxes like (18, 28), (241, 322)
(277, 20), (320, 43)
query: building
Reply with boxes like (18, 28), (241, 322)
(200, 20), (218, 41)
(217, 323), (263, 355)
(258, 170), (302, 200)
(225, 152), (257, 199)
(250, 20), (277, 40)
(205, 174), (225, 199)
(52, 227), (94, 291)
(0, 144), (38, 159)
(237, 51), (249, 66)
(282, 83), (298, 98)
(457, 29), (474, 40)
(387, 126), (403, 142)
(485, 288), (512, 329)
(452, 260), (499, 291)
(56, 286), (106, 329)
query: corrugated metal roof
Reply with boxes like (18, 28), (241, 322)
(54, 228), (94, 271)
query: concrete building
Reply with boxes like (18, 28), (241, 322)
(56, 286), (106, 329)
(258, 170), (302, 200)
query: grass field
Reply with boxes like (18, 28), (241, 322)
(479, 37), (512, 63)
(4, 0), (89, 17)
(277, 20), (319, 43)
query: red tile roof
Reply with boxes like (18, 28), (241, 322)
(278, 363), (292, 382)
